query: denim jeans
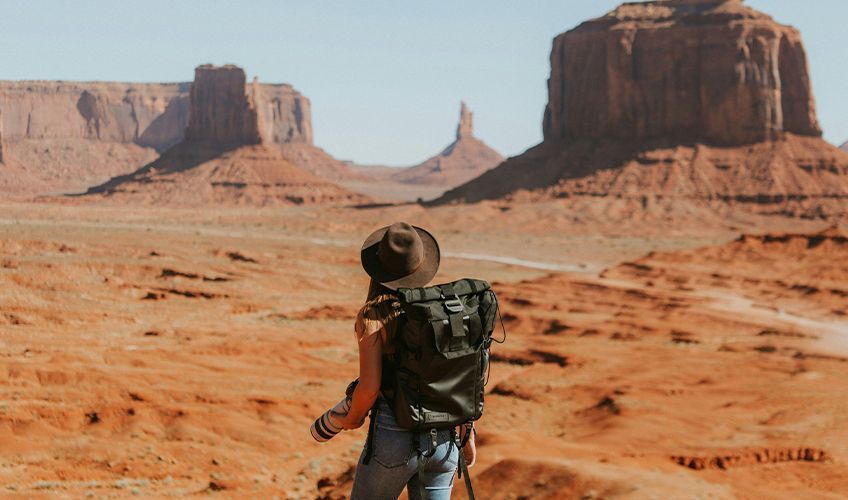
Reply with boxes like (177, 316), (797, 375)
(350, 398), (459, 500)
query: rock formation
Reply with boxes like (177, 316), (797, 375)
(841, 141), (848, 152)
(0, 108), (4, 164)
(0, 67), (362, 196)
(389, 102), (503, 188)
(457, 101), (473, 140)
(437, 0), (848, 220)
(185, 65), (262, 145)
(79, 65), (368, 207)
(543, 0), (820, 146)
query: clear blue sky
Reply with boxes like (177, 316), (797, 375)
(0, 1), (845, 165)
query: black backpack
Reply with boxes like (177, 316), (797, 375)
(363, 278), (503, 500)
(388, 278), (498, 430)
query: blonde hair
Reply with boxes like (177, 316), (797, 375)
(355, 279), (401, 353)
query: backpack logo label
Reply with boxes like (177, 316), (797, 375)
(424, 411), (451, 423)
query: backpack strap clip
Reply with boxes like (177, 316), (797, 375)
(440, 283), (467, 339)
(421, 428), (439, 458)
(444, 297), (463, 313)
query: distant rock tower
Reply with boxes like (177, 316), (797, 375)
(456, 101), (473, 140)
(0, 109), (5, 164)
(389, 101), (503, 189)
(185, 65), (263, 146)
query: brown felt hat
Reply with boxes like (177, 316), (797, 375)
(360, 222), (440, 290)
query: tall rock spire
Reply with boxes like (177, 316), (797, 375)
(456, 101), (473, 140)
(0, 108), (5, 164)
(389, 100), (503, 190)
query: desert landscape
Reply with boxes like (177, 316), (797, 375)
(1, 0), (847, 499)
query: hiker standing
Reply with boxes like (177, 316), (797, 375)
(340, 222), (500, 500)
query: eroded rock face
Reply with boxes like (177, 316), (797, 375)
(543, 0), (821, 146)
(0, 79), (311, 151)
(0, 68), (314, 195)
(185, 65), (262, 145)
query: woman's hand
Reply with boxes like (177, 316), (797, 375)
(461, 427), (477, 468)
(340, 412), (366, 430)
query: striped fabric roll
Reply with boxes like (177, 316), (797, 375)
(310, 397), (352, 442)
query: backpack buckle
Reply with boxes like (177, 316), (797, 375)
(444, 297), (463, 313)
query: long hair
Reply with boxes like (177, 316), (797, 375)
(357, 279), (401, 352)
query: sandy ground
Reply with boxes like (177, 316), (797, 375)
(0, 201), (845, 499)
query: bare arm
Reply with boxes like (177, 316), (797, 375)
(341, 310), (383, 429)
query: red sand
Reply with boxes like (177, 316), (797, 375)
(0, 201), (845, 498)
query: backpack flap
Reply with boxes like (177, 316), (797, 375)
(399, 279), (490, 359)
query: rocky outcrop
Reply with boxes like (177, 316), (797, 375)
(543, 0), (820, 146)
(185, 65), (262, 145)
(437, 0), (848, 220)
(389, 102), (503, 188)
(841, 141), (848, 152)
(78, 65), (368, 207)
(0, 70), (316, 195)
(0, 79), (311, 150)
(0, 108), (4, 164)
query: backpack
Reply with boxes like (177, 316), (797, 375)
(387, 278), (499, 430)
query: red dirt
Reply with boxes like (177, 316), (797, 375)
(0, 202), (845, 498)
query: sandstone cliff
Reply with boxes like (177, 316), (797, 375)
(0, 69), (322, 195)
(390, 102), (503, 187)
(543, 0), (820, 146)
(437, 0), (848, 220)
(185, 65), (262, 145)
(79, 65), (367, 207)
(0, 78), (311, 150)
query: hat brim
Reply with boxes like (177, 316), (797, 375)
(360, 225), (440, 290)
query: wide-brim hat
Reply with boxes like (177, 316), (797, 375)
(360, 222), (440, 290)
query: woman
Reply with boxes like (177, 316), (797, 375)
(341, 222), (476, 500)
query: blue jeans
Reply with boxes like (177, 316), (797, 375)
(350, 398), (458, 500)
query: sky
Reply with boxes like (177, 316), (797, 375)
(0, 1), (845, 166)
